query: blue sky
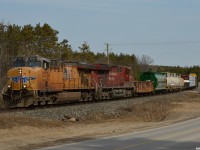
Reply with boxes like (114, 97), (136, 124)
(1, 0), (200, 66)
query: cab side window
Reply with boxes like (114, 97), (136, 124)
(43, 61), (49, 70)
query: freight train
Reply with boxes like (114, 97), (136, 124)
(1, 55), (198, 108)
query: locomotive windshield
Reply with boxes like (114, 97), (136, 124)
(26, 61), (41, 67)
(13, 56), (49, 68)
(26, 56), (42, 67)
(13, 57), (25, 67)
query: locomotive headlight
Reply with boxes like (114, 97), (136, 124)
(7, 85), (11, 88)
(19, 69), (22, 75)
(23, 85), (27, 88)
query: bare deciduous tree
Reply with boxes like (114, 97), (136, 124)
(137, 55), (154, 72)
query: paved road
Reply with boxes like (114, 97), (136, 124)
(39, 117), (200, 150)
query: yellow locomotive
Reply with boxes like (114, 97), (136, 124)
(2, 56), (96, 107)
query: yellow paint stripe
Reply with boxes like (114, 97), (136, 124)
(115, 126), (200, 150)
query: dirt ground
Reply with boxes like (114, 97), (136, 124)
(0, 90), (200, 150)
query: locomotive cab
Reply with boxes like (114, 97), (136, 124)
(13, 56), (50, 69)
(26, 56), (50, 70)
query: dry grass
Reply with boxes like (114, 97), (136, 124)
(120, 100), (172, 122)
(120, 90), (200, 122)
(171, 91), (200, 103)
(82, 112), (120, 122)
(0, 114), (64, 129)
(83, 112), (106, 121)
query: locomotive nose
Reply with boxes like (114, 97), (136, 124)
(7, 68), (31, 91)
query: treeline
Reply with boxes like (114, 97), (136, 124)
(0, 22), (200, 90)
(0, 22), (140, 89)
(152, 65), (200, 77)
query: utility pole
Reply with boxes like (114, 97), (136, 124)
(105, 43), (110, 65)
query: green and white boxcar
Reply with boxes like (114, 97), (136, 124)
(140, 72), (167, 92)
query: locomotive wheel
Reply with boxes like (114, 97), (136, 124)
(81, 92), (94, 101)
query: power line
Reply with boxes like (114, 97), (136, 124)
(110, 40), (200, 46)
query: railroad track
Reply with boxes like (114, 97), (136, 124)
(0, 91), (186, 115)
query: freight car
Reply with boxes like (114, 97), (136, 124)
(164, 72), (184, 92)
(134, 81), (154, 95)
(2, 56), (135, 108)
(140, 72), (185, 93)
(140, 72), (167, 93)
(181, 73), (198, 89)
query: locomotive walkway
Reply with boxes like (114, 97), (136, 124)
(40, 117), (200, 150)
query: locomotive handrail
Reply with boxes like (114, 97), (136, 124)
(91, 80), (101, 89)
(1, 80), (12, 95)
(29, 80), (38, 97)
(2, 84), (8, 95)
(64, 78), (93, 90)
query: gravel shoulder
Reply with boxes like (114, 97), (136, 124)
(0, 90), (200, 150)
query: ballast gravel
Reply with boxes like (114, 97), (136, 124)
(5, 92), (184, 121)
